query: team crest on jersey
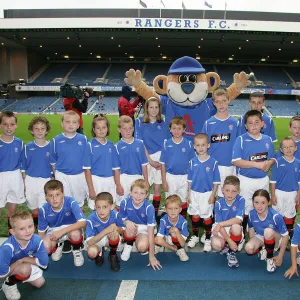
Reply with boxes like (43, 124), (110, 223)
(0, 145), (3, 147)
(27, 250), (34, 257)
(65, 212), (71, 216)
(14, 147), (19, 153)
(157, 125), (161, 130)
(263, 124), (267, 129)
(109, 147), (112, 153)
(141, 213), (145, 218)
(78, 141), (83, 146)
(232, 206), (237, 211)
(269, 224), (274, 229)
(46, 152), (50, 157)
(228, 124), (234, 131)
(265, 142), (270, 149)
(295, 167), (298, 172)
(136, 147), (140, 152)
(182, 148), (186, 152)
(206, 166), (210, 172)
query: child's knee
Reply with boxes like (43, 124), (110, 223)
(231, 224), (242, 235)
(136, 241), (148, 253)
(87, 246), (99, 259)
(16, 263), (32, 277)
(264, 228), (275, 239)
(32, 277), (45, 288)
(68, 230), (82, 241)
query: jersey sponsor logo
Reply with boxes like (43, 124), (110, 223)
(249, 152), (268, 162)
(78, 141), (83, 146)
(228, 124), (234, 131)
(59, 140), (65, 143)
(211, 133), (231, 143)
(182, 148), (186, 152)
(206, 166), (210, 172)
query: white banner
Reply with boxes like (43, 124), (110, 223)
(1, 18), (300, 33)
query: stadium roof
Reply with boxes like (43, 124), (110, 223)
(0, 9), (300, 64)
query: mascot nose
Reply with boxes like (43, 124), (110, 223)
(181, 83), (195, 95)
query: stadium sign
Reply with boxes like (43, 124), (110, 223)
(16, 85), (122, 92)
(1, 18), (300, 33)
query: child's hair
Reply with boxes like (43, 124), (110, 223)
(223, 175), (240, 189)
(61, 110), (80, 122)
(44, 179), (64, 195)
(130, 179), (149, 192)
(92, 114), (110, 137)
(194, 133), (209, 144)
(28, 116), (51, 135)
(244, 109), (262, 123)
(169, 116), (186, 130)
(252, 189), (270, 202)
(165, 194), (182, 207)
(212, 88), (229, 101)
(249, 92), (265, 101)
(118, 115), (133, 128)
(9, 211), (33, 229)
(95, 192), (114, 205)
(143, 97), (163, 123)
(280, 136), (296, 149)
(290, 116), (300, 127)
(0, 111), (17, 124)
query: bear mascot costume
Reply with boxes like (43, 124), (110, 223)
(125, 56), (250, 140)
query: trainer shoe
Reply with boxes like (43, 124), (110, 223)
(62, 240), (72, 254)
(203, 239), (212, 252)
(51, 243), (63, 262)
(258, 248), (267, 261)
(200, 233), (206, 244)
(155, 245), (164, 254)
(220, 244), (229, 255)
(121, 244), (133, 261)
(95, 248), (105, 266)
(237, 238), (245, 252)
(227, 252), (239, 268)
(117, 240), (125, 252)
(73, 249), (84, 267)
(266, 258), (276, 273)
(1, 282), (21, 300)
(108, 254), (120, 272)
(187, 235), (199, 248)
(176, 248), (189, 262)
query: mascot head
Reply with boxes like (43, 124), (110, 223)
(153, 56), (220, 107)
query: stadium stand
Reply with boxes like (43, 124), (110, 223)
(265, 100), (300, 116)
(285, 67), (300, 87)
(144, 63), (172, 85)
(0, 99), (17, 111)
(215, 65), (251, 86)
(11, 96), (58, 113)
(90, 96), (118, 114)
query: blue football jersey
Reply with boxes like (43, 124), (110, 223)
(115, 138), (148, 175)
(188, 156), (221, 192)
(83, 138), (119, 177)
(215, 195), (245, 223)
(0, 234), (48, 277)
(237, 113), (277, 143)
(160, 137), (195, 175)
(202, 115), (238, 167)
(0, 137), (23, 172)
(38, 196), (85, 232)
(157, 214), (188, 239)
(135, 117), (167, 155)
(50, 133), (87, 175)
(270, 157), (300, 192)
(21, 141), (52, 178)
(118, 197), (155, 227)
(161, 96), (216, 141)
(291, 222), (300, 247)
(232, 133), (275, 178)
(248, 207), (288, 237)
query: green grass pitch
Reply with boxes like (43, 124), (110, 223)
(0, 115), (293, 236)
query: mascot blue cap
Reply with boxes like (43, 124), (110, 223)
(168, 56), (205, 75)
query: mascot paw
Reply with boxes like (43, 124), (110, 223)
(233, 71), (251, 90)
(124, 69), (142, 87)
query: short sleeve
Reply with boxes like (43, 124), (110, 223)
(0, 245), (13, 277)
(232, 136), (243, 162)
(37, 207), (49, 232)
(82, 142), (92, 169)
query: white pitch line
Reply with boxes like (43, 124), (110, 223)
(116, 280), (138, 300)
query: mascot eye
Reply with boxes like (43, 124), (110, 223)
(188, 75), (197, 83)
(179, 75), (188, 83)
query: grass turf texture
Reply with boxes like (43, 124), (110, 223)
(0, 115), (293, 236)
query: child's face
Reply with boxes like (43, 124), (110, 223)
(213, 95), (229, 113)
(130, 186), (147, 206)
(30, 122), (48, 139)
(95, 200), (114, 220)
(148, 101), (160, 119)
(253, 195), (269, 215)
(62, 115), (79, 134)
(289, 120), (300, 139)
(249, 97), (264, 112)
(10, 218), (35, 242)
(94, 120), (108, 139)
(222, 184), (239, 202)
(118, 122), (133, 139)
(170, 124), (185, 139)
(166, 202), (182, 219)
(0, 116), (17, 137)
(245, 115), (264, 136)
(280, 139), (297, 157)
(194, 137), (210, 155)
(46, 189), (64, 210)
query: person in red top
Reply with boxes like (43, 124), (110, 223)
(63, 91), (90, 134)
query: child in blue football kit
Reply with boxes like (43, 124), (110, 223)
(38, 180), (86, 267)
(155, 195), (189, 262)
(211, 176), (245, 268)
(21, 116), (53, 227)
(245, 189), (289, 273)
(86, 192), (123, 272)
(118, 179), (161, 270)
(135, 97), (167, 219)
(83, 115), (121, 209)
(0, 211), (48, 300)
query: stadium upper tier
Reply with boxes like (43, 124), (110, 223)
(29, 63), (300, 89)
